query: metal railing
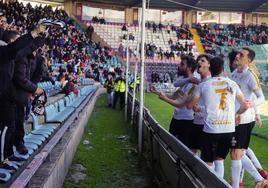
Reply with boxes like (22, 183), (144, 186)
(127, 94), (231, 188)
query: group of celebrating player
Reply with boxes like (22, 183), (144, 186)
(152, 47), (268, 188)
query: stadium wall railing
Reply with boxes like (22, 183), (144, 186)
(127, 94), (231, 188)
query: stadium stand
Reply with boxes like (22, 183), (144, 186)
(0, 0), (268, 187)
(193, 23), (268, 80)
(0, 0), (124, 185)
(89, 22), (198, 59)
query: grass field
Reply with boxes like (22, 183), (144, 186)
(144, 92), (268, 188)
(64, 95), (151, 188)
(63, 92), (267, 187)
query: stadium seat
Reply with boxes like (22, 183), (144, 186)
(45, 100), (75, 123)
(24, 135), (43, 146)
(31, 113), (57, 133)
(0, 169), (11, 182)
(66, 94), (85, 108)
(24, 142), (38, 150)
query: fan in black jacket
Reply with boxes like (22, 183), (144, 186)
(12, 36), (45, 155)
(0, 25), (45, 169)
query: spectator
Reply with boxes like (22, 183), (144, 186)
(151, 71), (157, 83)
(0, 24), (45, 166)
(104, 73), (114, 107)
(118, 43), (124, 58)
(107, 48), (113, 59)
(86, 24), (94, 41)
(62, 75), (78, 95)
(113, 74), (126, 110)
(13, 36), (45, 155)
(152, 22), (157, 33)
(121, 24), (127, 31)
(159, 22), (163, 32)
(167, 24), (171, 34)
(168, 38), (173, 45)
(129, 33), (135, 41)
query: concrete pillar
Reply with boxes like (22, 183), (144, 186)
(133, 8), (139, 25)
(192, 11), (197, 24)
(252, 13), (258, 25)
(125, 8), (134, 24)
(242, 13), (245, 25)
(182, 11), (185, 24)
(257, 14), (268, 25)
(244, 13), (253, 26)
(182, 10), (194, 27)
(64, 0), (74, 17)
(72, 2), (82, 20)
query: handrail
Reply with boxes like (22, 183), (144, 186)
(127, 93), (231, 188)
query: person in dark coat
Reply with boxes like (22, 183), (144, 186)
(104, 73), (114, 107)
(12, 37), (45, 155)
(0, 24), (45, 168)
(86, 24), (94, 41)
(113, 74), (126, 110)
(121, 24), (127, 31)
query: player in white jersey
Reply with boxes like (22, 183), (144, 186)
(230, 48), (267, 188)
(228, 50), (268, 187)
(171, 54), (212, 153)
(187, 57), (251, 180)
(152, 55), (197, 149)
(191, 54), (211, 153)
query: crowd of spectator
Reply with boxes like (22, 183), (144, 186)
(0, 1), (121, 176)
(91, 16), (106, 24)
(118, 22), (194, 60)
(145, 23), (194, 59)
(145, 22), (192, 40)
(151, 71), (176, 83)
(194, 23), (268, 55)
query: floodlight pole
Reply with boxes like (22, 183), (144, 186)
(124, 32), (129, 121)
(131, 56), (138, 125)
(138, 0), (146, 156)
(131, 9), (142, 125)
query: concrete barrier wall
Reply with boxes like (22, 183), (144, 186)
(127, 94), (231, 188)
(30, 88), (106, 188)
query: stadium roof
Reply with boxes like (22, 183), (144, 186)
(84, 0), (268, 13)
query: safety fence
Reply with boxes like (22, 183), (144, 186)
(127, 94), (231, 188)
